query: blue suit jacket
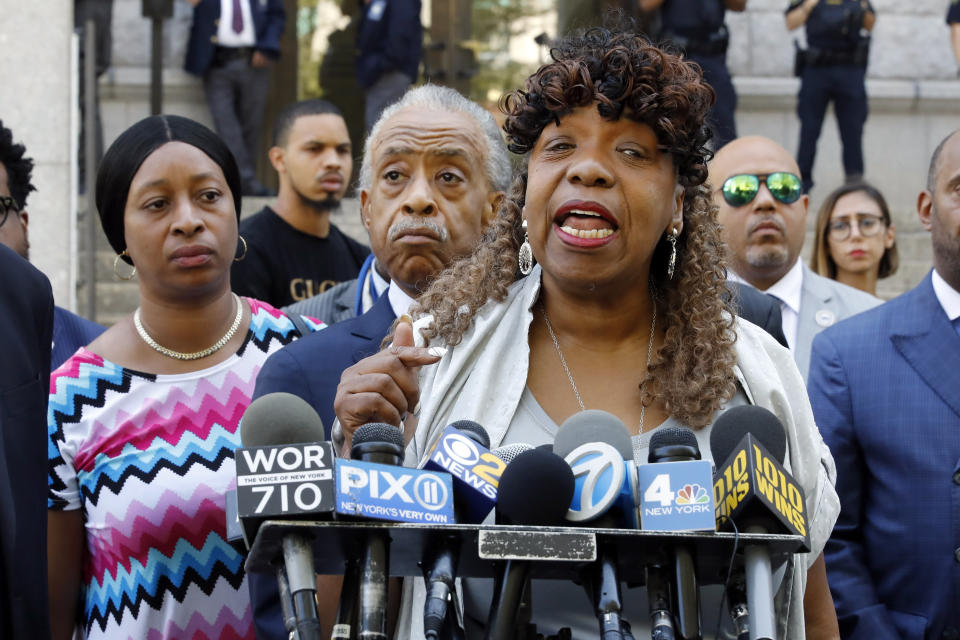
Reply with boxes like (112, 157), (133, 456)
(807, 272), (960, 639)
(184, 0), (286, 76)
(249, 293), (397, 639)
(0, 246), (52, 639)
(51, 306), (104, 371)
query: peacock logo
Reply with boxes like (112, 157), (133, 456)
(676, 483), (710, 505)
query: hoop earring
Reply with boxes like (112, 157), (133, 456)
(518, 219), (534, 276)
(235, 235), (248, 262)
(666, 227), (679, 280)
(113, 250), (136, 281)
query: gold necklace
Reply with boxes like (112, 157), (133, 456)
(541, 299), (657, 432)
(134, 293), (244, 361)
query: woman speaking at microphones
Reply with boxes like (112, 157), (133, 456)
(46, 116), (318, 640)
(333, 21), (840, 640)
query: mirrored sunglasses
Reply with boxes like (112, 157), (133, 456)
(721, 172), (803, 207)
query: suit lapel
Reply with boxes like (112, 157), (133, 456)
(349, 294), (396, 363)
(890, 273), (960, 420)
(795, 266), (836, 378)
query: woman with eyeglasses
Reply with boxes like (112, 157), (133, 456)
(810, 181), (898, 296)
(46, 116), (318, 640)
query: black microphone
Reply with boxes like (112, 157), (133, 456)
(351, 423), (405, 640)
(647, 427), (703, 640)
(554, 411), (638, 640)
(422, 421), (495, 640)
(239, 392), (328, 640)
(710, 405), (806, 640)
(485, 448), (576, 640)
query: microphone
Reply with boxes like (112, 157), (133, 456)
(420, 421), (499, 640)
(554, 410), (638, 640)
(486, 448), (575, 640)
(643, 426), (715, 640)
(710, 405), (809, 640)
(237, 392), (331, 640)
(349, 423), (406, 640)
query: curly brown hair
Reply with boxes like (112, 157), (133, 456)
(406, 26), (738, 428)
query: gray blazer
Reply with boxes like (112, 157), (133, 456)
(283, 278), (358, 326)
(795, 264), (881, 379)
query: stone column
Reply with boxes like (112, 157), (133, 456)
(0, 0), (77, 308)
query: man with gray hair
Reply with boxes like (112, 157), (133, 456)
(248, 84), (509, 639)
(285, 83), (510, 325)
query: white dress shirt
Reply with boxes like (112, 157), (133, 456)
(728, 258), (804, 350)
(932, 268), (960, 321)
(387, 282), (417, 319)
(217, 0), (256, 48)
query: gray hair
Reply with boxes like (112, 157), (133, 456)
(358, 84), (511, 194)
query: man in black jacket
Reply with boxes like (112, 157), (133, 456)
(0, 243), (53, 639)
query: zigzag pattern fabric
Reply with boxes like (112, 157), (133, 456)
(48, 299), (320, 639)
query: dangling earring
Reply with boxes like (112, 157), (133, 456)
(518, 219), (534, 276)
(666, 227), (679, 280)
(113, 250), (137, 281)
(235, 235), (248, 262)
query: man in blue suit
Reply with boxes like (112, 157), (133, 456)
(0, 244), (53, 639)
(248, 85), (510, 638)
(807, 130), (960, 639)
(184, 0), (286, 196)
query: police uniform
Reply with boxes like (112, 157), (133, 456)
(790, 0), (873, 193)
(661, 0), (737, 149)
(948, 0), (960, 25)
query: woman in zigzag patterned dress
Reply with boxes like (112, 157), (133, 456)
(46, 116), (322, 640)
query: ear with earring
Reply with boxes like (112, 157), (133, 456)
(518, 219), (534, 275)
(666, 227), (679, 280)
(235, 235), (247, 262)
(113, 250), (137, 281)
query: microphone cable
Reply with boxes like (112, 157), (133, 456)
(713, 516), (742, 640)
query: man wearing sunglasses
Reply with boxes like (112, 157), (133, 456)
(805, 130), (960, 640)
(710, 135), (879, 378)
(0, 121), (104, 370)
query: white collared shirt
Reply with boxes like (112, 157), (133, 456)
(217, 0), (256, 48)
(728, 258), (804, 351)
(932, 268), (960, 321)
(387, 282), (417, 319)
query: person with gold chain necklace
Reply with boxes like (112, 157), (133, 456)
(46, 115), (319, 640)
(330, 25), (842, 640)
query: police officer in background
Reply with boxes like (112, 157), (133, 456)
(787, 0), (875, 193)
(641, 0), (746, 150)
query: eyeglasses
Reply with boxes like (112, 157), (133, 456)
(0, 196), (20, 229)
(827, 214), (886, 241)
(720, 173), (803, 207)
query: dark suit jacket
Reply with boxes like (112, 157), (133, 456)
(249, 293), (397, 639)
(726, 281), (788, 347)
(184, 0), (286, 76)
(807, 272), (960, 639)
(51, 306), (104, 371)
(0, 245), (53, 639)
(356, 0), (422, 87)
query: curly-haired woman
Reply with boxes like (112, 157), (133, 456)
(332, 26), (840, 639)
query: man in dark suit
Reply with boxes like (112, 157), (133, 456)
(0, 121), (104, 369)
(0, 243), (53, 639)
(807, 130), (960, 639)
(184, 0), (286, 195)
(248, 85), (510, 639)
